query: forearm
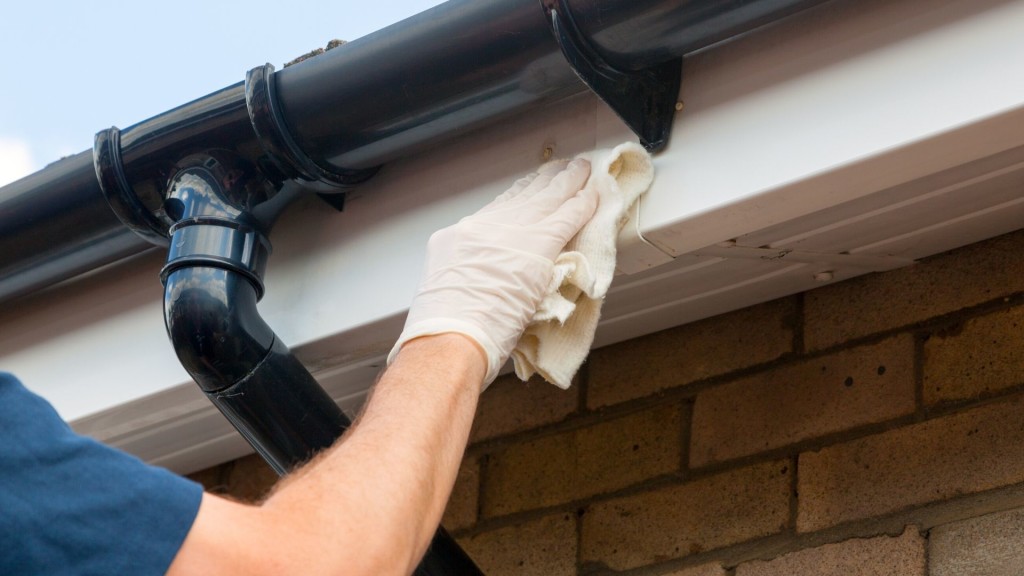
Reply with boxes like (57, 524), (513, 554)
(169, 334), (484, 576)
(261, 333), (484, 574)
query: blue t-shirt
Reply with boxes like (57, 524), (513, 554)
(0, 372), (203, 575)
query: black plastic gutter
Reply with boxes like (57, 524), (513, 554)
(0, 151), (149, 302)
(0, 0), (828, 304)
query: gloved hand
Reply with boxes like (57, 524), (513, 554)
(387, 158), (598, 385)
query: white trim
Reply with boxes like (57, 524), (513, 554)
(3, 0), (1024, 473)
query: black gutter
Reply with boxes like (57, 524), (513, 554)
(0, 0), (828, 304)
(0, 152), (149, 302)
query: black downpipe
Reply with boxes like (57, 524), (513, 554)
(161, 154), (482, 574)
(0, 0), (829, 303)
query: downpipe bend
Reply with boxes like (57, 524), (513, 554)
(163, 265), (345, 473)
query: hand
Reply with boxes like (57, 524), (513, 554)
(388, 158), (598, 385)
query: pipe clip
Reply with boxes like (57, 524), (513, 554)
(541, 0), (682, 152)
(245, 63), (379, 193)
(93, 127), (171, 246)
(161, 218), (271, 299)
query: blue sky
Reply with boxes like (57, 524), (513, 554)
(0, 1), (444, 186)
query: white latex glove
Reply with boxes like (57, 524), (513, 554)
(387, 158), (598, 385)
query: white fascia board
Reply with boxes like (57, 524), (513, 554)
(643, 0), (1024, 257)
(1, 0), (1023, 474)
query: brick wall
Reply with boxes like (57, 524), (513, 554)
(191, 228), (1024, 575)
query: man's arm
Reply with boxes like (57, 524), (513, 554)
(166, 158), (596, 576)
(168, 333), (485, 576)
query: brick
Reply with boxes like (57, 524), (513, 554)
(691, 336), (915, 466)
(798, 394), (1024, 532)
(805, 229), (1024, 350)
(483, 404), (681, 517)
(581, 460), (791, 571)
(736, 526), (924, 576)
(187, 454), (278, 503)
(662, 563), (728, 576)
(187, 463), (230, 493)
(930, 507), (1024, 576)
(443, 456), (480, 532)
(224, 453), (278, 503)
(460, 513), (576, 576)
(588, 298), (795, 408)
(924, 305), (1024, 406)
(470, 373), (579, 443)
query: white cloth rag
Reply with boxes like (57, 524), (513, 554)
(511, 141), (655, 389)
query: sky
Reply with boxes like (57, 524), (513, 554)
(0, 0), (445, 187)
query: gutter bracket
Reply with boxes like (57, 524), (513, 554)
(541, 0), (682, 152)
(245, 63), (378, 210)
(93, 127), (171, 246)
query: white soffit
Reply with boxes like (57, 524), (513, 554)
(0, 0), (1022, 473)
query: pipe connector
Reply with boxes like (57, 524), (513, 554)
(163, 218), (269, 299)
(159, 153), (278, 295)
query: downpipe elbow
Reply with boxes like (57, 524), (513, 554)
(163, 266), (275, 393)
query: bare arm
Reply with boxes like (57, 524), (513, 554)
(166, 158), (596, 576)
(167, 333), (485, 576)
